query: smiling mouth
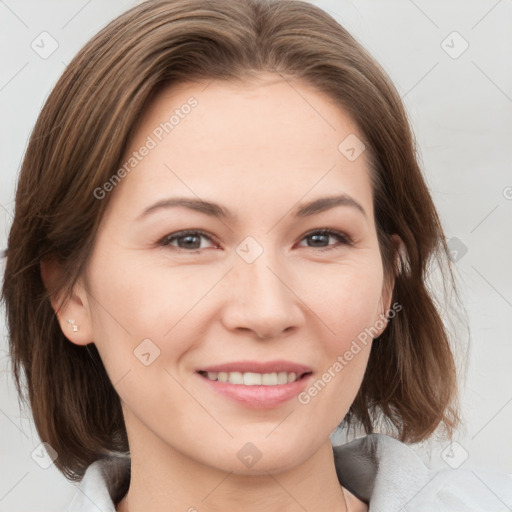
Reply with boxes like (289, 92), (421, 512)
(197, 370), (312, 386)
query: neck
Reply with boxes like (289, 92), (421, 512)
(116, 422), (349, 512)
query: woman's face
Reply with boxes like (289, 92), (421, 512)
(74, 75), (392, 474)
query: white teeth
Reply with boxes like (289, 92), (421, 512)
(277, 371), (288, 385)
(243, 372), (262, 385)
(262, 372), (277, 385)
(229, 371), (244, 384)
(204, 371), (301, 385)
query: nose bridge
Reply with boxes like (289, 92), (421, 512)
(223, 238), (302, 337)
(239, 241), (289, 308)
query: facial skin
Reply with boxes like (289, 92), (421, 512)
(51, 75), (394, 512)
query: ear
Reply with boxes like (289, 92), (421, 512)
(375, 234), (403, 337)
(40, 257), (93, 346)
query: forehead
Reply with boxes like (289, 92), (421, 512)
(106, 75), (374, 222)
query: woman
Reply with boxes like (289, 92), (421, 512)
(2, 0), (510, 510)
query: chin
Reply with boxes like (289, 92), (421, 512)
(195, 437), (316, 477)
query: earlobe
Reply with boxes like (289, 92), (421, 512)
(40, 258), (93, 346)
(66, 319), (79, 332)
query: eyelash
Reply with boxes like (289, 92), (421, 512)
(158, 228), (353, 252)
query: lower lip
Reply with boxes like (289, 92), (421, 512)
(197, 373), (312, 409)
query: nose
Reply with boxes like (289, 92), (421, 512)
(220, 249), (304, 340)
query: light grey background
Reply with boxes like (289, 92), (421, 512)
(1, 1), (511, 510)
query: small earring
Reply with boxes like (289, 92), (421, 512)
(66, 319), (79, 332)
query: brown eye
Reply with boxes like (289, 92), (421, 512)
(299, 229), (352, 250)
(160, 230), (216, 250)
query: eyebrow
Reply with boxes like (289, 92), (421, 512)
(137, 194), (367, 221)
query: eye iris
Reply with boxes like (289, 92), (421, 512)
(309, 233), (329, 247)
(179, 234), (201, 249)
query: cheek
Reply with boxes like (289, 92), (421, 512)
(84, 252), (168, 377)
(295, 263), (380, 418)
(87, 247), (170, 335)
(298, 256), (385, 343)
(293, 256), (383, 407)
(84, 247), (223, 378)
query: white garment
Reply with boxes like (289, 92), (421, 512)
(66, 434), (512, 511)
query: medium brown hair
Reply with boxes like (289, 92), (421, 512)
(2, 0), (459, 480)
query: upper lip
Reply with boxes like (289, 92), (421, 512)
(198, 360), (312, 375)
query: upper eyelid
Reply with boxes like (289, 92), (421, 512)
(159, 229), (219, 247)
